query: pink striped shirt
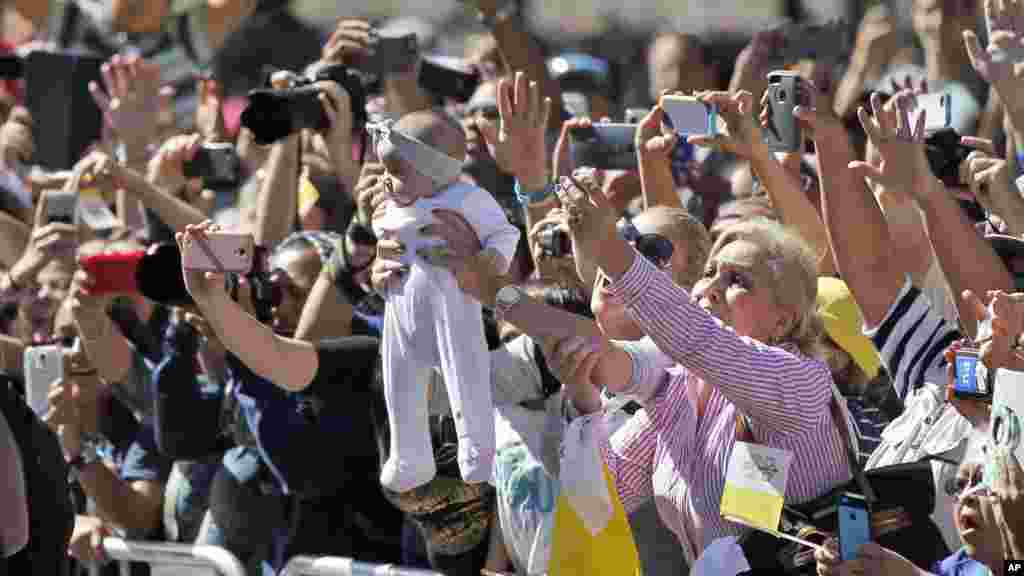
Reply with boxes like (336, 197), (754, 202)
(600, 253), (850, 564)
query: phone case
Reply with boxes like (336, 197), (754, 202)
(570, 124), (638, 171)
(80, 251), (145, 295)
(23, 346), (63, 416)
(659, 95), (717, 136)
(917, 92), (952, 133)
(45, 189), (78, 224)
(763, 72), (803, 153)
(181, 232), (255, 274)
(838, 493), (871, 562)
(953, 348), (993, 401)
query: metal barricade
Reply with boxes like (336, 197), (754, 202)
(101, 537), (246, 576)
(279, 556), (446, 576)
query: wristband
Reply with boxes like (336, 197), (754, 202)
(514, 180), (557, 206)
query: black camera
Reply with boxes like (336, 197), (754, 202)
(924, 128), (972, 189)
(538, 224), (572, 258)
(240, 64), (368, 145)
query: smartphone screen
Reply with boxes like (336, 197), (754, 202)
(954, 349), (994, 400)
(838, 493), (871, 562)
(365, 34), (418, 75)
(661, 96), (714, 136)
(570, 124), (638, 171)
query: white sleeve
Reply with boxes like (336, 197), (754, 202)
(459, 187), (521, 274)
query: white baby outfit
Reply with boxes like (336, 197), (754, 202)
(374, 181), (520, 492)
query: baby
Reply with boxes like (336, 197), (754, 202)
(372, 110), (520, 492)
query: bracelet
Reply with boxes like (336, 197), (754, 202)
(514, 180), (557, 206)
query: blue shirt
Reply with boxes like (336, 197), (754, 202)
(933, 548), (992, 576)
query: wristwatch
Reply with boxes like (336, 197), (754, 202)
(494, 285), (525, 322)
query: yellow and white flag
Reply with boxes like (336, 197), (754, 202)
(720, 441), (793, 532)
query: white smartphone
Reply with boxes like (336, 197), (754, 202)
(23, 346), (63, 416)
(915, 92), (952, 133)
(659, 94), (717, 136)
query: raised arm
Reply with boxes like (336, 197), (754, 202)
(801, 93), (906, 328)
(555, 177), (833, 435)
(177, 223), (318, 392)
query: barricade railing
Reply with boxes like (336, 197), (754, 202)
(101, 538), (246, 576)
(279, 556), (446, 576)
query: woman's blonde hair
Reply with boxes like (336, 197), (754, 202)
(710, 218), (824, 359)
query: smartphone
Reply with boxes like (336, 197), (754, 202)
(80, 251), (146, 295)
(916, 92), (952, 134)
(569, 123), (638, 171)
(23, 345), (63, 416)
(762, 71), (805, 153)
(660, 94), (717, 136)
(183, 143), (241, 188)
(181, 232), (255, 274)
(364, 34), (418, 75)
(45, 189), (78, 224)
(837, 492), (871, 562)
(953, 348), (994, 402)
(417, 55), (481, 103)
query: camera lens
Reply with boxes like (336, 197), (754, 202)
(777, 90), (787, 102)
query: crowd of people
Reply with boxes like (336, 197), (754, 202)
(1, 0), (1024, 575)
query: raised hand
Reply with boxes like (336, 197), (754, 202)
(480, 71), (552, 189)
(321, 19), (375, 69)
(147, 133), (201, 192)
(552, 116), (589, 180)
(195, 77), (226, 143)
(88, 55), (162, 154)
(848, 92), (933, 201)
(174, 221), (229, 305)
(554, 169), (619, 271)
(635, 101), (678, 161)
(690, 90), (761, 160)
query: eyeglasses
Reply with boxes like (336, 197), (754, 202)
(618, 219), (674, 268)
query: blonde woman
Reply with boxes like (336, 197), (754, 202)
(545, 172), (852, 564)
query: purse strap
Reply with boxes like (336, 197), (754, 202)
(735, 391), (877, 506)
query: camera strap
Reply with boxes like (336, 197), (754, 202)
(366, 119), (463, 186)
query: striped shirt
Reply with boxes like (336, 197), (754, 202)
(863, 280), (971, 551)
(599, 254), (851, 565)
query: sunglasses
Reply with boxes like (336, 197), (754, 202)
(618, 219), (674, 268)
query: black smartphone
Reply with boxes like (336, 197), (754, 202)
(183, 143), (242, 188)
(624, 108), (649, 124)
(570, 123), (638, 171)
(762, 71), (805, 153)
(364, 34), (418, 75)
(417, 55), (480, 103)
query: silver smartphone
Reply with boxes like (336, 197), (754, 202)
(915, 92), (952, 134)
(23, 345), (62, 416)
